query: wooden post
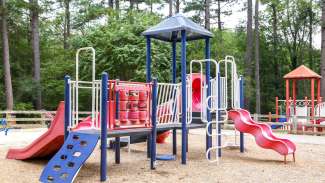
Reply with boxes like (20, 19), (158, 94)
(304, 96), (308, 133)
(292, 80), (296, 115)
(275, 97), (279, 122)
(293, 115), (297, 134)
(289, 97), (292, 117)
(40, 113), (46, 126)
(6, 112), (15, 126)
(311, 78), (315, 133)
(286, 79), (290, 119)
(253, 113), (258, 121)
(317, 79), (321, 104)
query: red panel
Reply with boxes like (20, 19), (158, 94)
(108, 80), (152, 130)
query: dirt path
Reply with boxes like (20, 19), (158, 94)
(1, 129), (325, 183)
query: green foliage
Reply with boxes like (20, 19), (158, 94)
(71, 12), (171, 82)
(0, 0), (322, 115)
(15, 102), (34, 111)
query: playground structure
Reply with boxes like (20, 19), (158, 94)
(275, 65), (325, 132)
(5, 14), (296, 183)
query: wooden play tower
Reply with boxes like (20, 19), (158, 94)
(276, 65), (322, 127)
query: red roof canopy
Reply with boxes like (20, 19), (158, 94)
(283, 65), (321, 79)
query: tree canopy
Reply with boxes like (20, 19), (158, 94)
(0, 0), (323, 115)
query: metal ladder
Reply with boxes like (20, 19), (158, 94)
(204, 56), (241, 163)
(205, 95), (229, 164)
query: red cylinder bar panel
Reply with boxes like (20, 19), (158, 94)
(109, 80), (151, 130)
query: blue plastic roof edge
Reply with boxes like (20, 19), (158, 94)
(143, 14), (213, 42)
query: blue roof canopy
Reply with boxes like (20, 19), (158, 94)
(142, 14), (213, 42)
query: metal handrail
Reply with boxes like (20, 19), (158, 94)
(75, 47), (96, 126)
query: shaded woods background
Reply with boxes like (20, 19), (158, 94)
(0, 0), (323, 114)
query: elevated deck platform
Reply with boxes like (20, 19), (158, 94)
(76, 128), (152, 137)
(75, 122), (206, 137)
(157, 123), (206, 131)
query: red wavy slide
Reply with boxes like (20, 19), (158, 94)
(228, 109), (296, 163)
(6, 102), (65, 160)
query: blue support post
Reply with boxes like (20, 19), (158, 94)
(147, 135), (151, 158)
(151, 78), (158, 170)
(115, 137), (120, 164)
(181, 30), (187, 164)
(115, 82), (120, 164)
(172, 40), (177, 83)
(205, 38), (212, 158)
(100, 72), (108, 182)
(217, 73), (222, 157)
(172, 39), (177, 155)
(64, 75), (70, 140)
(146, 36), (152, 158)
(146, 36), (152, 82)
(172, 129), (177, 155)
(240, 76), (245, 153)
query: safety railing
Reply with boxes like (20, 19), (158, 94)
(156, 83), (180, 126)
(190, 59), (219, 123)
(211, 77), (227, 110)
(67, 47), (101, 130)
(69, 80), (101, 129)
(186, 78), (193, 124)
(315, 102), (325, 117)
(233, 76), (241, 109)
(218, 55), (239, 109)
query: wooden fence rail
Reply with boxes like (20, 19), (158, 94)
(0, 111), (92, 126)
(2, 111), (325, 136)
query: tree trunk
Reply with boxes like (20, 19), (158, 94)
(63, 0), (70, 49)
(321, 0), (325, 98)
(115, 0), (120, 18)
(115, 0), (119, 10)
(244, 0), (253, 109)
(175, 0), (180, 14)
(291, 49), (298, 69)
(309, 0), (313, 70)
(169, 0), (173, 17)
(150, 0), (153, 13)
(217, 0), (222, 30)
(205, 0), (210, 30)
(255, 0), (261, 114)
(129, 0), (134, 10)
(30, 0), (42, 109)
(109, 0), (114, 8)
(216, 0), (223, 59)
(271, 3), (280, 94)
(1, 0), (13, 110)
